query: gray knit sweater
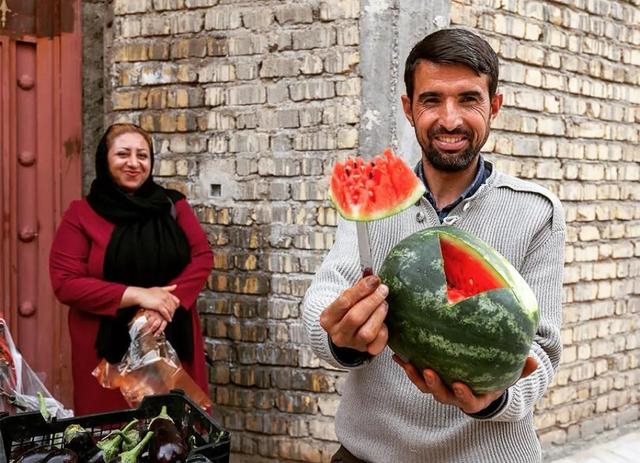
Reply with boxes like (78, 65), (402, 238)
(303, 167), (566, 463)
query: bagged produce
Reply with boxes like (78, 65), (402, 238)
(0, 318), (73, 419)
(92, 311), (211, 411)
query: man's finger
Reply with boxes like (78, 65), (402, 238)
(521, 356), (538, 378)
(354, 301), (388, 345)
(320, 275), (381, 329)
(332, 284), (388, 344)
(393, 355), (429, 393)
(366, 323), (388, 356)
(423, 370), (456, 405)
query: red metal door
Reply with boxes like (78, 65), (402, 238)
(0, 0), (82, 408)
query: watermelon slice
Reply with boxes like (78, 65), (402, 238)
(328, 149), (426, 221)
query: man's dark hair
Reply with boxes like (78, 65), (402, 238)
(404, 28), (499, 101)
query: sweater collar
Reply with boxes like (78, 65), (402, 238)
(414, 155), (492, 221)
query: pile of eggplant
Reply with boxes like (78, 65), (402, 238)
(10, 406), (214, 463)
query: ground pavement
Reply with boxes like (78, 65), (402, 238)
(547, 426), (640, 463)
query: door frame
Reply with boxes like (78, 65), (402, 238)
(0, 0), (82, 407)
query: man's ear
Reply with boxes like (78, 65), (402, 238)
(401, 94), (414, 127)
(490, 93), (503, 120)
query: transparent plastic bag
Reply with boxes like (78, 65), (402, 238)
(92, 311), (212, 411)
(0, 318), (73, 418)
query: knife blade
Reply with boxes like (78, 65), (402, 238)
(356, 221), (374, 277)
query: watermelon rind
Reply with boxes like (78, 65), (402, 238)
(328, 149), (426, 222)
(328, 184), (425, 222)
(439, 229), (538, 319)
(379, 226), (540, 394)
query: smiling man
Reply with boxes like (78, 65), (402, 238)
(303, 28), (566, 463)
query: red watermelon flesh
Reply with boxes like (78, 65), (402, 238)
(329, 149), (426, 221)
(440, 235), (507, 304)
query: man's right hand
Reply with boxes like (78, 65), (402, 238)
(122, 285), (180, 322)
(319, 275), (389, 356)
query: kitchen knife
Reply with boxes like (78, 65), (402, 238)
(356, 221), (374, 277)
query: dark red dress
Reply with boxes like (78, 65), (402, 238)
(49, 198), (212, 415)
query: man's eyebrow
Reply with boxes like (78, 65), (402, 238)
(417, 91), (441, 102)
(460, 90), (483, 98)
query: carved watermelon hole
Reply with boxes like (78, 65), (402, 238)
(440, 236), (507, 304)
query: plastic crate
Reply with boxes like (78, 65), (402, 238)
(0, 390), (229, 462)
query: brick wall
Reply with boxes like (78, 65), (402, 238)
(98, 0), (640, 461)
(450, 0), (640, 454)
(105, 1), (359, 461)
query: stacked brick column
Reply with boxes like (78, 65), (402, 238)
(107, 1), (359, 461)
(451, 0), (640, 454)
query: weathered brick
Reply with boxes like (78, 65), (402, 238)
(153, 0), (183, 10)
(228, 36), (268, 55)
(171, 37), (207, 58)
(260, 57), (301, 78)
(319, 0), (359, 20)
(258, 109), (299, 130)
(227, 85), (267, 105)
(242, 8), (274, 30)
(199, 62), (236, 82)
(289, 80), (335, 101)
(292, 27), (336, 50)
(324, 50), (359, 74)
(114, 0), (150, 14)
(274, 4), (313, 24)
(205, 7), (242, 30)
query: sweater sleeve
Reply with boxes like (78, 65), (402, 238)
(49, 201), (127, 316)
(485, 225), (565, 422)
(303, 218), (372, 369)
(168, 199), (213, 310)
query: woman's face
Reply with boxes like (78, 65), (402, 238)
(107, 132), (151, 193)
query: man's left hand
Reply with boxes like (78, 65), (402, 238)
(392, 355), (538, 414)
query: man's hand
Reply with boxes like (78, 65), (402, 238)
(320, 275), (389, 356)
(393, 355), (538, 414)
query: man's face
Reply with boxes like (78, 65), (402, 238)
(401, 61), (502, 172)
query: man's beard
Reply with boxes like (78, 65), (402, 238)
(420, 126), (489, 172)
(423, 144), (478, 172)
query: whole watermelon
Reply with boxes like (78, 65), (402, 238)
(379, 226), (539, 394)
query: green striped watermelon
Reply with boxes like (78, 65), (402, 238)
(379, 226), (539, 394)
(328, 149), (425, 221)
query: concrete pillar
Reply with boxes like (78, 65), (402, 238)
(359, 0), (450, 166)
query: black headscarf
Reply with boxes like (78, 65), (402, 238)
(87, 124), (193, 364)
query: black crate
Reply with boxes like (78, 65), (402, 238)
(0, 390), (229, 462)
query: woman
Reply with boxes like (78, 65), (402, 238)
(49, 123), (212, 414)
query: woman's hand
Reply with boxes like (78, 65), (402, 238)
(141, 309), (168, 337)
(392, 355), (538, 414)
(122, 285), (180, 321)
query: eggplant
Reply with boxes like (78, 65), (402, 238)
(43, 448), (78, 463)
(14, 445), (55, 463)
(184, 455), (212, 463)
(147, 406), (188, 463)
(9, 442), (39, 463)
(63, 424), (97, 460)
(117, 431), (153, 463)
